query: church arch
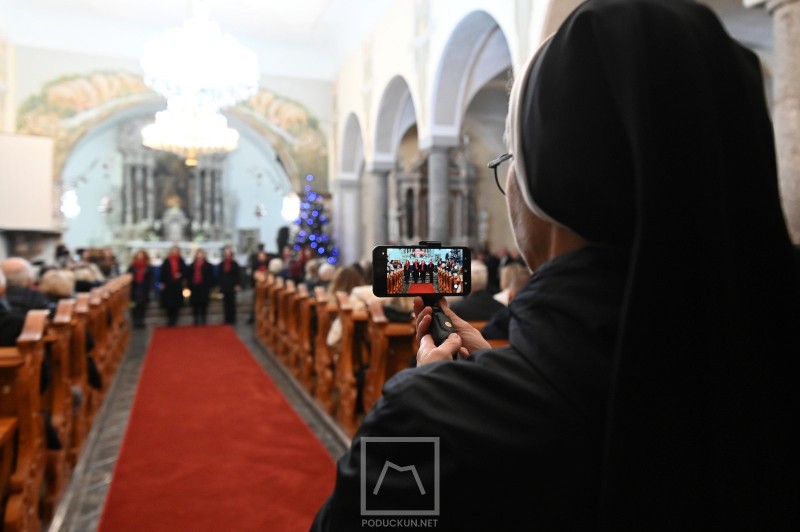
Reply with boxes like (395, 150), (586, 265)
(429, 11), (512, 147)
(335, 113), (366, 264)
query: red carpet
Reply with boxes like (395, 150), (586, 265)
(406, 283), (435, 294)
(98, 326), (335, 532)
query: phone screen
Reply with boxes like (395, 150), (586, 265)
(372, 246), (471, 297)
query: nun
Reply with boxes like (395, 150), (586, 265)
(313, 1), (799, 530)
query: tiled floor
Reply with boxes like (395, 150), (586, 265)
(47, 321), (350, 532)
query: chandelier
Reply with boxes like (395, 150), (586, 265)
(142, 97), (239, 167)
(140, 2), (258, 164)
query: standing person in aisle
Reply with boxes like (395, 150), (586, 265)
(128, 250), (153, 329)
(188, 249), (214, 326)
(159, 245), (187, 327)
(218, 246), (242, 325)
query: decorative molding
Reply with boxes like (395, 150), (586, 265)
(16, 70), (329, 192)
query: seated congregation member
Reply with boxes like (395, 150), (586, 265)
(38, 269), (77, 305)
(313, 2), (799, 530)
(304, 258), (323, 289)
(188, 249), (214, 326)
(98, 247), (120, 279)
(492, 262), (529, 307)
(159, 245), (187, 326)
(481, 265), (531, 340)
(448, 260), (504, 321)
(218, 246), (241, 325)
(247, 250), (272, 324)
(325, 266), (365, 348)
(128, 250), (154, 329)
(316, 263), (335, 292)
(0, 257), (54, 317)
(0, 269), (24, 346)
(72, 264), (100, 292)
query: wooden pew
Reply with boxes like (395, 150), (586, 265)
(0, 417), (18, 530)
(0, 310), (48, 532)
(87, 288), (109, 400)
(41, 300), (75, 518)
(293, 284), (314, 391)
(265, 277), (284, 353)
(70, 294), (91, 466)
(106, 275), (131, 372)
(363, 301), (416, 413)
(276, 280), (296, 364)
(332, 292), (369, 437)
(252, 272), (269, 346)
(313, 288), (337, 414)
(279, 280), (297, 365)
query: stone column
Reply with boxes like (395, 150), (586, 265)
(372, 169), (390, 246)
(145, 160), (155, 227)
(768, 0), (800, 243)
(124, 164), (134, 225)
(334, 176), (362, 265)
(134, 163), (144, 223)
(216, 165), (224, 232)
(427, 146), (450, 242)
(192, 166), (201, 226)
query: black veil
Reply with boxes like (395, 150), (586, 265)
(509, 0), (799, 527)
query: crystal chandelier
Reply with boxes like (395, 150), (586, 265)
(140, 2), (258, 164)
(142, 97), (239, 166)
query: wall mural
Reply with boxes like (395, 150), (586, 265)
(15, 70), (329, 192)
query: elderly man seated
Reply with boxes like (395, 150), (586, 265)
(0, 269), (24, 346)
(0, 257), (53, 318)
(448, 260), (505, 321)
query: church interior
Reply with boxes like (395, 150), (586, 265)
(0, 0), (797, 530)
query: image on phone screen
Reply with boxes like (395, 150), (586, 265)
(372, 246), (471, 296)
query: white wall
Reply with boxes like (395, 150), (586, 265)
(0, 133), (55, 231)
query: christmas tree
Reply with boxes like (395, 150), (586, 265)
(292, 174), (340, 264)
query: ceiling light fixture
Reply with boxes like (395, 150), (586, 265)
(140, 1), (259, 164)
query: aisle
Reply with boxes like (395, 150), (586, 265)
(97, 325), (336, 532)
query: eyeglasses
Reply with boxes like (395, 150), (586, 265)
(487, 153), (512, 195)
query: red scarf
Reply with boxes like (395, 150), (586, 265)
(193, 259), (204, 285)
(169, 255), (181, 280)
(223, 258), (232, 273)
(133, 259), (147, 284)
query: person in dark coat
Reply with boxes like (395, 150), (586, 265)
(448, 261), (504, 321)
(158, 246), (187, 326)
(188, 249), (214, 325)
(0, 257), (53, 317)
(217, 246), (241, 325)
(127, 250), (153, 329)
(0, 269), (24, 347)
(312, 2), (799, 530)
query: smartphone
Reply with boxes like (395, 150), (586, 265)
(372, 245), (471, 297)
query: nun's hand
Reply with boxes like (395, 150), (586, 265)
(414, 296), (491, 364)
(417, 333), (464, 366)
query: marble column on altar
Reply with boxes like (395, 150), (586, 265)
(767, 0), (800, 243)
(192, 166), (201, 227)
(145, 159), (155, 227)
(124, 163), (134, 225)
(427, 146), (450, 242)
(134, 162), (144, 223)
(204, 167), (213, 228)
(215, 165), (224, 235)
